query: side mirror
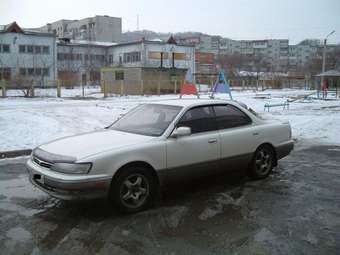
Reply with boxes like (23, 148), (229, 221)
(171, 126), (191, 138)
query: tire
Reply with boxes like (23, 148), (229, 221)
(109, 166), (158, 213)
(249, 145), (275, 180)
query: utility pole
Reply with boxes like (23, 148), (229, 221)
(320, 30), (335, 95)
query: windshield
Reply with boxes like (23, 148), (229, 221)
(110, 104), (182, 136)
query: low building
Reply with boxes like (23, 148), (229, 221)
(57, 38), (114, 85)
(0, 22), (57, 87)
(102, 37), (195, 95)
(0, 22), (196, 93)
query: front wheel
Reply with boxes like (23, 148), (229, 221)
(110, 166), (158, 213)
(249, 145), (275, 179)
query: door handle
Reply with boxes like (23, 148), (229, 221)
(253, 132), (259, 136)
(208, 138), (218, 144)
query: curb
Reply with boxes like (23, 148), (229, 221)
(0, 149), (32, 159)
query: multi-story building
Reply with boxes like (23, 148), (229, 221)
(0, 22), (57, 85)
(40, 15), (122, 43)
(177, 35), (221, 54)
(288, 39), (320, 70)
(195, 51), (216, 74)
(225, 39), (290, 72)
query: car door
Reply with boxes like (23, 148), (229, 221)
(213, 104), (260, 171)
(165, 106), (220, 181)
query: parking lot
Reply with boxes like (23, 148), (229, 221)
(0, 143), (339, 255)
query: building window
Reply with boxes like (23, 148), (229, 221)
(27, 68), (34, 75)
(148, 51), (169, 60)
(57, 53), (63, 60)
(0, 68), (11, 80)
(43, 68), (49, 76)
(108, 55), (113, 64)
(1, 44), (10, 53)
(95, 55), (105, 62)
(19, 45), (26, 53)
(35, 46), (41, 54)
(35, 68), (42, 75)
(42, 46), (49, 54)
(123, 52), (141, 63)
(27, 45), (33, 53)
(173, 53), (187, 60)
(115, 71), (124, 80)
(20, 68), (26, 76)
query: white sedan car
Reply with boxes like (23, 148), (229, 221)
(26, 99), (294, 212)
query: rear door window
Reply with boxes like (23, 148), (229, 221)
(213, 105), (251, 130)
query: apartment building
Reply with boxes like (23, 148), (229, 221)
(223, 39), (290, 71)
(177, 35), (221, 54)
(40, 15), (122, 42)
(288, 39), (320, 69)
(0, 22), (57, 85)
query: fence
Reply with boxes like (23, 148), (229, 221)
(0, 79), (101, 98)
(101, 79), (182, 97)
(0, 77), (328, 98)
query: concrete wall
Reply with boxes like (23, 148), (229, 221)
(94, 16), (122, 42)
(101, 67), (186, 95)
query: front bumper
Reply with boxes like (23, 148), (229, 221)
(26, 158), (112, 200)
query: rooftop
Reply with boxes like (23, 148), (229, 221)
(0, 22), (55, 37)
(57, 38), (117, 47)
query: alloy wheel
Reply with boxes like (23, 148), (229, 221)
(255, 149), (272, 176)
(119, 173), (149, 209)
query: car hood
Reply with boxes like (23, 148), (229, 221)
(38, 129), (156, 160)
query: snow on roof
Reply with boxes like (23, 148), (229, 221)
(316, 70), (340, 77)
(57, 39), (117, 47)
(238, 71), (288, 78)
(150, 38), (163, 42)
(72, 40), (117, 46)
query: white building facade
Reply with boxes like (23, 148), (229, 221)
(0, 22), (57, 86)
(108, 40), (195, 72)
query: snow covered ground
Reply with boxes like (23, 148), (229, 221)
(0, 88), (339, 151)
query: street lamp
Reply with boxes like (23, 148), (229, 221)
(320, 30), (335, 94)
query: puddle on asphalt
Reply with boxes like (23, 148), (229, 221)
(0, 174), (45, 199)
(0, 174), (53, 217)
(6, 226), (32, 242)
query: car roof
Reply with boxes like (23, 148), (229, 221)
(148, 98), (237, 108)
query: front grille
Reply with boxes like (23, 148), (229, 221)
(33, 156), (52, 169)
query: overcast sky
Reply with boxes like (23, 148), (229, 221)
(1, 0), (339, 44)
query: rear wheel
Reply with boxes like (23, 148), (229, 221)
(110, 166), (158, 213)
(249, 145), (275, 179)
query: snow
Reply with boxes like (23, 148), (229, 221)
(1, 87), (340, 151)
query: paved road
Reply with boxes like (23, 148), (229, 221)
(0, 144), (339, 255)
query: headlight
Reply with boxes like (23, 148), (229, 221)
(51, 162), (92, 174)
